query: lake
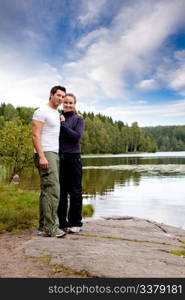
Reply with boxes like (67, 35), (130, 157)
(82, 152), (185, 229)
(1, 151), (185, 229)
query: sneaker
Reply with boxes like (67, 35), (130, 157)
(67, 227), (82, 233)
(37, 230), (43, 236)
(55, 229), (66, 238)
(37, 231), (50, 237)
(61, 227), (70, 233)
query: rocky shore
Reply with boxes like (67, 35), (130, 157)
(19, 217), (185, 278)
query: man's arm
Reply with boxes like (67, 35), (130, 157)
(31, 120), (48, 168)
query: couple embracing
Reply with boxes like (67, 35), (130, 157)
(32, 86), (84, 238)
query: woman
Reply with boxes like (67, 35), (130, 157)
(58, 93), (84, 233)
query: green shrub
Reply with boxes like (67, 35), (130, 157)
(82, 204), (94, 217)
(0, 184), (94, 233)
(0, 184), (39, 232)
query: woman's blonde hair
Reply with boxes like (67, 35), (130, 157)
(64, 93), (77, 104)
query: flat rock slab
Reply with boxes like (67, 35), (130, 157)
(22, 217), (185, 277)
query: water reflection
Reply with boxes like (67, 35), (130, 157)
(83, 169), (141, 196)
(81, 153), (185, 229)
(82, 155), (185, 166)
(18, 167), (142, 194)
(1, 152), (185, 229)
(90, 175), (185, 230)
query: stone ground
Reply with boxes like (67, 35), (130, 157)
(0, 231), (87, 278)
(1, 217), (185, 278)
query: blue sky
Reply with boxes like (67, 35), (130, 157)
(1, 0), (185, 127)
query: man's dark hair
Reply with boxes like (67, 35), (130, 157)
(50, 85), (66, 95)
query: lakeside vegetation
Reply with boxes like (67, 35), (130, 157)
(1, 102), (185, 180)
(0, 103), (185, 233)
(143, 125), (185, 151)
(1, 103), (185, 157)
(0, 102), (158, 180)
(0, 184), (94, 233)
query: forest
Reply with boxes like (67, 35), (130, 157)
(0, 102), (157, 155)
(143, 126), (185, 151)
(0, 102), (185, 159)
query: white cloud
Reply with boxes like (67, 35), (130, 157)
(62, 0), (185, 104)
(168, 65), (185, 90)
(23, 29), (46, 44)
(77, 28), (108, 48)
(174, 50), (185, 62)
(102, 99), (185, 126)
(1, 0), (185, 127)
(136, 79), (158, 91)
(0, 52), (63, 107)
(78, 0), (108, 25)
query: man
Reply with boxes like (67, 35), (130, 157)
(32, 85), (66, 237)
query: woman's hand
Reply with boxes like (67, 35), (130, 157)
(60, 114), (65, 121)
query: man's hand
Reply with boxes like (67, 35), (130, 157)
(39, 156), (48, 169)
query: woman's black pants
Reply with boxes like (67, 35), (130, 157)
(58, 153), (83, 228)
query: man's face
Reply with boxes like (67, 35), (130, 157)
(50, 89), (66, 108)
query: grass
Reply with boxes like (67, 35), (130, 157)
(81, 233), (171, 245)
(81, 204), (94, 217)
(169, 250), (185, 257)
(0, 184), (39, 232)
(168, 241), (185, 258)
(0, 184), (94, 233)
(24, 254), (95, 277)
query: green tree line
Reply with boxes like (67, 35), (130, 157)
(2, 103), (185, 154)
(143, 126), (185, 151)
(81, 112), (156, 154)
(0, 103), (36, 180)
(0, 102), (35, 127)
(1, 102), (185, 178)
(0, 103), (157, 156)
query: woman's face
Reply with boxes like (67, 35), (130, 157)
(63, 96), (75, 112)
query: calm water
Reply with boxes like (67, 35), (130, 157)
(1, 151), (185, 229)
(82, 152), (185, 229)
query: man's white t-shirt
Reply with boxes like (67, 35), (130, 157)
(32, 104), (60, 153)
